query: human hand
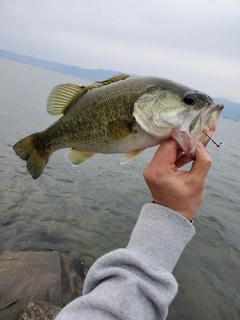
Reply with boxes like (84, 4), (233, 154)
(143, 139), (212, 221)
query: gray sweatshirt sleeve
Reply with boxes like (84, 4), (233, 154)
(55, 203), (195, 320)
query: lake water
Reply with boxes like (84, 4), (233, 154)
(0, 57), (239, 319)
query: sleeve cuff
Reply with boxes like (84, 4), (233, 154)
(127, 203), (195, 272)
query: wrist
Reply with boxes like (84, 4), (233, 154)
(152, 200), (195, 223)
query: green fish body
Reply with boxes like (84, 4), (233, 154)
(13, 75), (223, 179)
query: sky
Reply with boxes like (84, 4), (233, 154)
(0, 0), (240, 102)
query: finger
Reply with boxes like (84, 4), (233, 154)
(175, 153), (192, 168)
(176, 150), (184, 161)
(151, 139), (182, 168)
(190, 142), (212, 179)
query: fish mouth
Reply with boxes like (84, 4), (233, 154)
(172, 103), (224, 159)
(200, 104), (224, 146)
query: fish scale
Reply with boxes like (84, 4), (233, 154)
(13, 75), (223, 179)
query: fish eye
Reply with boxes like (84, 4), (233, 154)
(183, 93), (196, 105)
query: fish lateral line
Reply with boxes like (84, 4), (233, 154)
(205, 132), (222, 147)
(12, 75), (224, 179)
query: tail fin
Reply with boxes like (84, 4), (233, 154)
(13, 134), (50, 179)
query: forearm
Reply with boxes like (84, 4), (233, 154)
(56, 203), (195, 320)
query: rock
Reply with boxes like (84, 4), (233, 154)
(0, 251), (84, 320)
(19, 301), (61, 320)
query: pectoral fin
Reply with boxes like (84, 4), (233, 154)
(121, 149), (144, 164)
(108, 120), (136, 140)
(65, 149), (95, 166)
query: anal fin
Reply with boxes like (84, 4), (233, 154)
(65, 149), (95, 166)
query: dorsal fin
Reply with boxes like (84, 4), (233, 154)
(87, 74), (130, 89)
(46, 74), (130, 116)
(47, 84), (88, 115)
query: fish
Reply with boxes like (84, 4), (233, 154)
(13, 74), (223, 179)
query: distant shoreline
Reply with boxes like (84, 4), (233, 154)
(0, 49), (239, 121)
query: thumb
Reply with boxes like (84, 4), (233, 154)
(190, 142), (212, 180)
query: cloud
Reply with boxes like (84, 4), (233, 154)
(0, 0), (239, 101)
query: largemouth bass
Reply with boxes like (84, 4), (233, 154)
(13, 74), (223, 179)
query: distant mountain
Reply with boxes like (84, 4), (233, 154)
(0, 48), (239, 121)
(214, 98), (240, 121)
(0, 48), (122, 81)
